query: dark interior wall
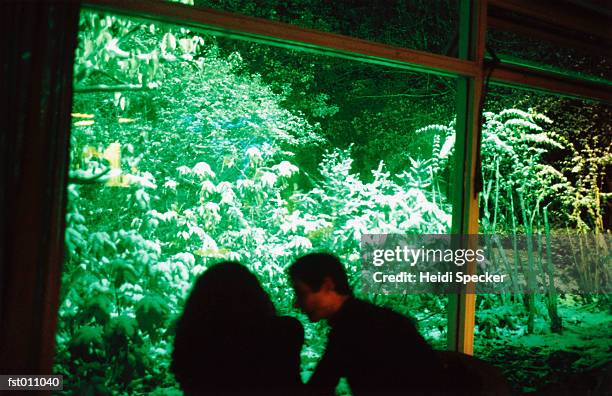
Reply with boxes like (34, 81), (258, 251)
(0, 1), (79, 375)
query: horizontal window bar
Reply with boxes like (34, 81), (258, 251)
(84, 0), (477, 78)
(84, 0), (612, 103)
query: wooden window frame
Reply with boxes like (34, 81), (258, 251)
(3, 0), (611, 377)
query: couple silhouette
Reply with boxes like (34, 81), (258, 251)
(171, 253), (508, 396)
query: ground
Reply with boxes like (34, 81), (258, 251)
(475, 300), (611, 394)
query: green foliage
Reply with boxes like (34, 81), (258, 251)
(194, 0), (457, 54)
(534, 100), (612, 232)
(480, 109), (571, 230)
(57, 10), (455, 394)
(420, 109), (574, 232)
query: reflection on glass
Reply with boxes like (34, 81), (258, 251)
(56, 9), (457, 394)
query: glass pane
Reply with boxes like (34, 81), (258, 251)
(55, 8), (458, 394)
(475, 86), (612, 393)
(175, 0), (461, 56)
(488, 26), (612, 83)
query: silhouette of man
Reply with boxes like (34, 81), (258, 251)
(289, 253), (446, 396)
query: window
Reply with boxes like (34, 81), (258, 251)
(56, 8), (459, 393)
(475, 86), (611, 393)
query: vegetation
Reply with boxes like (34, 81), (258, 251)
(54, 8), (611, 395)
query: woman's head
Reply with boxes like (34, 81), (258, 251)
(171, 262), (276, 387)
(179, 261), (275, 326)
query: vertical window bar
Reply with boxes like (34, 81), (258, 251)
(448, 0), (486, 354)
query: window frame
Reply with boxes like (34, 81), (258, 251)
(5, 0), (611, 375)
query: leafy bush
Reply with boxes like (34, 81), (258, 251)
(57, 10), (455, 394)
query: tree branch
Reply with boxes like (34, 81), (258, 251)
(354, 90), (450, 99)
(73, 82), (159, 93)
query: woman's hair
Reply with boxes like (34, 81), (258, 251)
(171, 262), (277, 388)
(177, 261), (275, 329)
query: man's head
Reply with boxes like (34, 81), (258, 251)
(288, 253), (352, 321)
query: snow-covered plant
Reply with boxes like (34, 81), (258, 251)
(420, 109), (571, 231)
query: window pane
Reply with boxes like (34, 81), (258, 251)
(475, 86), (612, 394)
(174, 0), (461, 56)
(488, 26), (612, 82)
(56, 8), (458, 394)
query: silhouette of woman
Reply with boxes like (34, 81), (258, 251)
(171, 261), (304, 395)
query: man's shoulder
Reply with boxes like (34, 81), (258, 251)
(351, 298), (414, 322)
(332, 298), (418, 336)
